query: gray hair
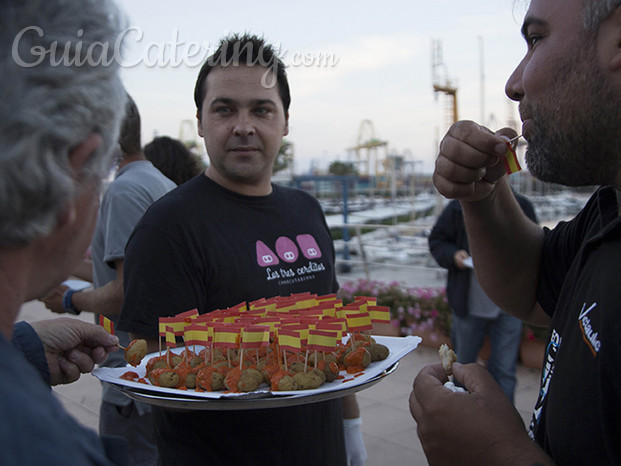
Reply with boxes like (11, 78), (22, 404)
(0, 0), (126, 247)
(584, 0), (621, 31)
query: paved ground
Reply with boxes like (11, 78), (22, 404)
(18, 298), (542, 466)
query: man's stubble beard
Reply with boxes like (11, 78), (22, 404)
(524, 40), (621, 187)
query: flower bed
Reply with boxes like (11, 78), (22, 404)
(338, 279), (452, 345)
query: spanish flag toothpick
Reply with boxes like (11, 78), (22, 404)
(503, 141), (522, 175)
(99, 315), (114, 334)
(165, 325), (176, 348)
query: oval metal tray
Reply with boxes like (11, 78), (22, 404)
(111, 361), (398, 410)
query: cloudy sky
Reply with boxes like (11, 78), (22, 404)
(117, 0), (530, 174)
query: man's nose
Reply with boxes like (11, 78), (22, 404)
(233, 112), (256, 136)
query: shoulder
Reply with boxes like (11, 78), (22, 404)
(547, 187), (615, 238)
(114, 161), (175, 191)
(137, 175), (206, 222)
(273, 184), (321, 207)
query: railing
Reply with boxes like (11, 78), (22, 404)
(329, 221), (447, 285)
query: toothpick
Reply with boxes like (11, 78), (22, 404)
(507, 134), (522, 144)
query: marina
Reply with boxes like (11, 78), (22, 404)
(321, 190), (592, 288)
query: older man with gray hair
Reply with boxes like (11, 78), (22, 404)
(0, 0), (129, 463)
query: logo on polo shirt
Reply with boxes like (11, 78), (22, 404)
(578, 302), (601, 356)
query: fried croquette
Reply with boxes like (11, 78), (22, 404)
(238, 368), (264, 392)
(124, 339), (148, 367)
(367, 343), (390, 361)
(293, 370), (324, 389)
(196, 367), (224, 391)
(149, 368), (181, 388)
(344, 347), (371, 370)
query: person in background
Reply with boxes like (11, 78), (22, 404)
(144, 135), (205, 185)
(428, 194), (537, 401)
(410, 0), (621, 464)
(118, 33), (366, 466)
(41, 95), (176, 465)
(0, 0), (129, 463)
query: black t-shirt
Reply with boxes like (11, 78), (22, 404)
(533, 186), (621, 464)
(118, 175), (346, 465)
(119, 175), (339, 336)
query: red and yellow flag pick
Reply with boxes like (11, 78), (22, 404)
(213, 324), (241, 349)
(99, 315), (114, 334)
(165, 325), (177, 348)
(277, 328), (302, 353)
(307, 329), (339, 353)
(503, 140), (522, 175)
(184, 324), (210, 347)
(240, 325), (270, 350)
(368, 305), (391, 324)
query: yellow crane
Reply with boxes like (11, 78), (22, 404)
(347, 119), (388, 176)
(431, 39), (458, 127)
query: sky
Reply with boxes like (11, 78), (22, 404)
(116, 0), (530, 174)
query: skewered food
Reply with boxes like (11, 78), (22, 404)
(125, 339), (148, 367)
(124, 333), (391, 394)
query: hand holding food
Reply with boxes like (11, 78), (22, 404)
(30, 318), (119, 385)
(410, 362), (538, 465)
(434, 121), (517, 201)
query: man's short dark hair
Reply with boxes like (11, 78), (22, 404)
(119, 93), (141, 156)
(193, 33), (291, 120)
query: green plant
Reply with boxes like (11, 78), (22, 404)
(338, 279), (452, 337)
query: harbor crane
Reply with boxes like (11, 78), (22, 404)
(431, 39), (459, 128)
(347, 119), (388, 176)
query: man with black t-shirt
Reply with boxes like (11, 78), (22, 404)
(410, 0), (621, 464)
(118, 33), (366, 466)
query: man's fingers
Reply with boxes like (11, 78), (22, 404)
(65, 348), (95, 374)
(57, 357), (81, 385)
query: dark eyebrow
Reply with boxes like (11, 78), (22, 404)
(521, 16), (547, 39)
(253, 99), (278, 107)
(209, 97), (234, 106)
(208, 97), (278, 107)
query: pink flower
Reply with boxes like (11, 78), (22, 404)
(525, 328), (536, 341)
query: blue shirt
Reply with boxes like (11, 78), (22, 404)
(1, 322), (126, 465)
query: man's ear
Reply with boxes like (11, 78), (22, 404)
(283, 111), (289, 137)
(58, 133), (102, 228)
(606, 5), (621, 70)
(197, 109), (204, 138)
(68, 133), (102, 178)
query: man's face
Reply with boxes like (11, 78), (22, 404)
(505, 0), (621, 186)
(197, 64), (289, 193)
